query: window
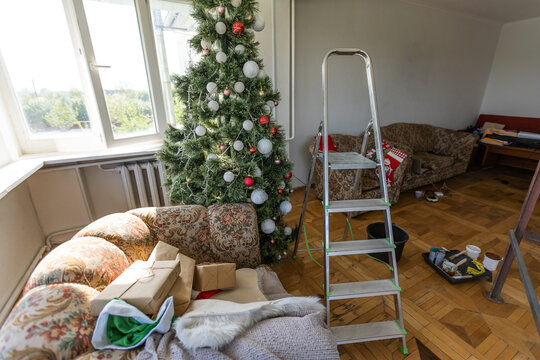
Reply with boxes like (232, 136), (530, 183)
(150, 0), (198, 125)
(0, 0), (91, 136)
(0, 0), (191, 154)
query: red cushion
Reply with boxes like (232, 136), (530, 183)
(316, 135), (338, 152)
(476, 114), (540, 133)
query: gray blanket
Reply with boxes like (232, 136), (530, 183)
(135, 312), (339, 360)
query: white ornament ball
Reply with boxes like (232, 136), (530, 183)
(279, 181), (285, 189)
(261, 219), (276, 234)
(208, 100), (219, 112)
(250, 189), (268, 205)
(231, 0), (242, 8)
(266, 100), (275, 109)
(263, 105), (271, 114)
(243, 61), (259, 78)
(233, 140), (244, 151)
(223, 171), (235, 182)
(206, 82), (218, 93)
(195, 125), (207, 136)
(284, 227), (292, 236)
(242, 120), (254, 131)
(216, 51), (227, 63)
(280, 201), (292, 215)
(215, 22), (226, 35)
(257, 70), (266, 78)
(253, 167), (262, 177)
(207, 153), (218, 160)
(257, 138), (273, 155)
(234, 44), (245, 55)
(234, 81), (245, 93)
(252, 14), (265, 32)
(201, 39), (212, 49)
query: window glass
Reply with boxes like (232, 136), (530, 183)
(83, 0), (157, 138)
(150, 0), (198, 125)
(0, 0), (91, 136)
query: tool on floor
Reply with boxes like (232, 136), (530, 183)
(293, 48), (407, 354)
(484, 161), (540, 336)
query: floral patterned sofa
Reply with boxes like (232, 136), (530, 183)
(312, 123), (478, 205)
(0, 203), (259, 360)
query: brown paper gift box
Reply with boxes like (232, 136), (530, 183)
(91, 259), (180, 316)
(148, 241), (196, 316)
(193, 263), (236, 292)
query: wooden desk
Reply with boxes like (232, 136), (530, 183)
(482, 143), (540, 170)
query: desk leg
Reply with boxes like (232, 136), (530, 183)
(482, 147), (498, 168)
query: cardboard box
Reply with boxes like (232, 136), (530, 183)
(193, 263), (236, 292)
(91, 259), (180, 316)
(148, 241), (196, 316)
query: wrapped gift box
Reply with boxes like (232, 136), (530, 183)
(91, 259), (180, 316)
(193, 263), (236, 292)
(148, 241), (196, 316)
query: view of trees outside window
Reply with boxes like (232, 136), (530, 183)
(0, 0), (92, 135)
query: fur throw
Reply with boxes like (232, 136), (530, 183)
(173, 297), (324, 350)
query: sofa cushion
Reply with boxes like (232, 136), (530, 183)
(128, 206), (215, 263)
(75, 213), (155, 263)
(208, 203), (261, 268)
(0, 284), (98, 360)
(23, 237), (129, 294)
(414, 152), (454, 170)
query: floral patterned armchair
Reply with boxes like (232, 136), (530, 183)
(0, 203), (260, 359)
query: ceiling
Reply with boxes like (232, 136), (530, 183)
(404, 0), (540, 23)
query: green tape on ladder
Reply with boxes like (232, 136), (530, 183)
(394, 321), (407, 335)
(385, 238), (397, 248)
(399, 346), (409, 355)
(379, 198), (391, 207)
(390, 279), (402, 291)
(326, 291), (332, 298)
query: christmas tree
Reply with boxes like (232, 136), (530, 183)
(157, 0), (294, 263)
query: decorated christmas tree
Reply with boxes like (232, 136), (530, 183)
(157, 0), (294, 263)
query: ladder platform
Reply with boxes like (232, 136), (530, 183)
(328, 238), (393, 256)
(328, 280), (399, 300)
(331, 321), (405, 345)
(327, 199), (389, 213)
(317, 152), (376, 169)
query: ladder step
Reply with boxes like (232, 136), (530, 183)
(328, 239), (393, 256)
(331, 321), (405, 345)
(328, 280), (399, 300)
(318, 152), (377, 169)
(327, 199), (389, 213)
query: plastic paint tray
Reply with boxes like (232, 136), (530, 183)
(422, 249), (492, 284)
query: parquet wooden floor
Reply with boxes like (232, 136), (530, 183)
(274, 166), (540, 360)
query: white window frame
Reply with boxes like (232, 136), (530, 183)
(0, 0), (169, 154)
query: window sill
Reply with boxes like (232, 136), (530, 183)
(0, 140), (163, 201)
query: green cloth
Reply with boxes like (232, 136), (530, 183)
(106, 314), (161, 347)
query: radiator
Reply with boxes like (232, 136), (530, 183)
(118, 161), (170, 209)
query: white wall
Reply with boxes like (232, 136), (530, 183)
(480, 16), (540, 117)
(290, 0), (501, 184)
(0, 182), (44, 309)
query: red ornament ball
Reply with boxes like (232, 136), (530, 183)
(232, 22), (245, 35)
(274, 101), (279, 107)
(244, 177), (255, 187)
(217, 5), (225, 14)
(249, 147), (256, 154)
(271, 127), (278, 135)
(284, 171), (292, 180)
(223, 88), (231, 96)
(203, 49), (210, 56)
(219, 144), (227, 152)
(259, 115), (269, 126)
(278, 189), (283, 194)
(274, 159), (281, 165)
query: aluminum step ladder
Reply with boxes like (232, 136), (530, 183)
(293, 48), (407, 353)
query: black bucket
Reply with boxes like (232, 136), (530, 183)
(366, 222), (409, 263)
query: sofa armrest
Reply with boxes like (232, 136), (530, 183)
(433, 130), (479, 163)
